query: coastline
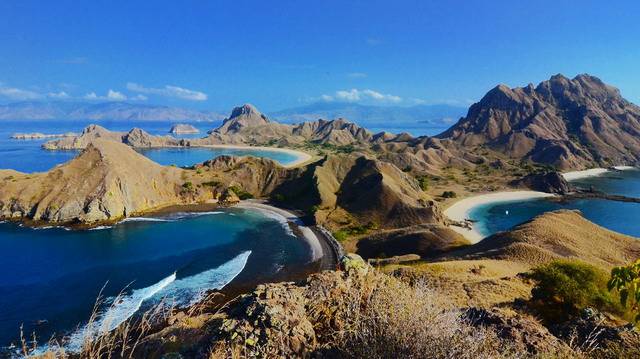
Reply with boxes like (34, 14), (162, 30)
(234, 200), (337, 268)
(444, 191), (555, 243)
(197, 144), (313, 168)
(562, 166), (637, 181)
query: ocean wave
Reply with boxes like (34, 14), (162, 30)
(88, 225), (113, 231)
(63, 250), (251, 353)
(155, 250), (251, 307)
(120, 211), (225, 224)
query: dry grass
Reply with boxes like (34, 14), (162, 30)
(23, 287), (174, 359)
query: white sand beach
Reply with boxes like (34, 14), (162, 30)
(235, 200), (324, 261)
(444, 191), (555, 243)
(562, 166), (637, 181)
(201, 144), (313, 168)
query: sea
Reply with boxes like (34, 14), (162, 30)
(0, 119), (316, 349)
(469, 169), (640, 239)
(1, 119), (637, 349)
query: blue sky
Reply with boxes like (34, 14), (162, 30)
(0, 0), (638, 112)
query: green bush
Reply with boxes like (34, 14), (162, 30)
(416, 176), (429, 191)
(229, 186), (254, 200)
(528, 260), (625, 322)
(608, 259), (640, 322)
(333, 230), (348, 242)
(441, 191), (457, 198)
(182, 182), (194, 191)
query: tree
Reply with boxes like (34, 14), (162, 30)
(608, 259), (640, 322)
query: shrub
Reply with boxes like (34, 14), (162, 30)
(333, 230), (348, 242)
(201, 180), (221, 187)
(528, 260), (625, 322)
(229, 186), (253, 200)
(182, 181), (194, 191)
(416, 175), (429, 191)
(608, 259), (640, 322)
(442, 190), (457, 198)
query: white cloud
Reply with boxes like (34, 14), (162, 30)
(83, 92), (99, 100)
(0, 86), (42, 101)
(107, 89), (127, 101)
(347, 72), (367, 79)
(321, 88), (402, 103)
(47, 91), (70, 99)
(131, 94), (148, 101)
(126, 82), (207, 101)
(83, 90), (127, 101)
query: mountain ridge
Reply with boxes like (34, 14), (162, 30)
(438, 74), (640, 169)
(0, 101), (224, 121)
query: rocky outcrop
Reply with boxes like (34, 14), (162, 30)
(438, 74), (640, 170)
(510, 171), (572, 194)
(0, 139), (188, 224)
(43, 125), (180, 150)
(357, 224), (469, 258)
(169, 124), (199, 134)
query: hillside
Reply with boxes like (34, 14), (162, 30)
(438, 74), (640, 170)
(0, 139), (187, 224)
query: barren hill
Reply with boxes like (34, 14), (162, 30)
(438, 74), (640, 170)
(0, 139), (187, 224)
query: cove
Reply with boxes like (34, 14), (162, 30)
(0, 208), (317, 347)
(468, 170), (640, 239)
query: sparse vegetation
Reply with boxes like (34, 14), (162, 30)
(527, 260), (626, 322)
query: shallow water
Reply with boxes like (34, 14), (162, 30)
(468, 170), (640, 239)
(0, 208), (314, 346)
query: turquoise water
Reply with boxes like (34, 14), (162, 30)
(0, 209), (314, 346)
(137, 147), (298, 168)
(468, 169), (640, 239)
(0, 120), (299, 172)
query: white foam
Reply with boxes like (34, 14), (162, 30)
(63, 250), (251, 353)
(155, 250), (251, 306)
(66, 272), (177, 352)
(88, 225), (113, 231)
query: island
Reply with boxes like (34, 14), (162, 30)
(169, 123), (200, 134)
(3, 74), (640, 357)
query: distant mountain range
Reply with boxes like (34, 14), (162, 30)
(269, 102), (467, 127)
(0, 101), (225, 121)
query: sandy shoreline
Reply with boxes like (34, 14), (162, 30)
(198, 144), (313, 168)
(235, 200), (325, 262)
(562, 166), (637, 181)
(444, 191), (555, 243)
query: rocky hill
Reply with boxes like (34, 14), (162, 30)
(43, 124), (180, 150)
(0, 139), (187, 224)
(438, 74), (640, 170)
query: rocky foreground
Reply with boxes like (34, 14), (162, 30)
(36, 211), (638, 358)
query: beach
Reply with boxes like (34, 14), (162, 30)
(234, 200), (331, 264)
(444, 191), (555, 243)
(562, 166), (637, 181)
(201, 144), (313, 168)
